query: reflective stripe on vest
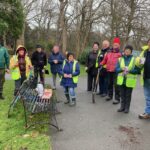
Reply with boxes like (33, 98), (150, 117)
(11, 55), (21, 80)
(95, 50), (101, 68)
(61, 60), (79, 84)
(95, 50), (107, 68)
(117, 57), (137, 88)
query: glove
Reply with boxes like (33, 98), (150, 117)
(123, 67), (129, 75)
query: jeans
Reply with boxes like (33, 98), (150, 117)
(144, 79), (150, 114)
(99, 74), (108, 94)
(64, 87), (76, 101)
(52, 73), (61, 88)
(0, 69), (5, 94)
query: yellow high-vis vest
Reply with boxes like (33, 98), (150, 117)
(135, 47), (149, 86)
(10, 55), (32, 80)
(95, 50), (106, 68)
(61, 60), (79, 84)
(117, 57), (137, 88)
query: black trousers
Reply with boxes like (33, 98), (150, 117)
(34, 68), (45, 85)
(99, 73), (108, 94)
(87, 73), (97, 91)
(120, 85), (133, 111)
(107, 72), (120, 100)
(0, 69), (5, 95)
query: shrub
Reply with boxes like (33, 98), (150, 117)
(78, 47), (90, 65)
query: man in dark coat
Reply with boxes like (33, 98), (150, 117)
(31, 45), (47, 85)
(85, 42), (100, 91)
(48, 45), (64, 89)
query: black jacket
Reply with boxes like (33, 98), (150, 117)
(144, 50), (150, 79)
(86, 51), (98, 76)
(98, 47), (110, 76)
(98, 47), (110, 63)
(31, 51), (47, 69)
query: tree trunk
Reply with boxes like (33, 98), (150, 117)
(16, 23), (25, 46)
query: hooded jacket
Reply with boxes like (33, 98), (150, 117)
(10, 45), (32, 80)
(0, 45), (10, 69)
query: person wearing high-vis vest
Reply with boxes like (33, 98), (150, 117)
(10, 45), (32, 96)
(96, 40), (110, 97)
(59, 52), (80, 106)
(85, 42), (100, 91)
(116, 45), (139, 113)
(136, 39), (150, 119)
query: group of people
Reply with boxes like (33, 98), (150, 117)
(86, 38), (150, 119)
(0, 43), (80, 106)
(0, 37), (150, 118)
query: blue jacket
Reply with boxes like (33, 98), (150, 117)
(115, 55), (140, 85)
(48, 52), (65, 74)
(59, 60), (80, 88)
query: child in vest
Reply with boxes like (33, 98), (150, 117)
(59, 52), (80, 106)
(116, 45), (139, 113)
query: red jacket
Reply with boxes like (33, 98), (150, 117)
(100, 51), (122, 72)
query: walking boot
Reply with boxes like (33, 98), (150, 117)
(101, 94), (107, 97)
(118, 108), (125, 112)
(69, 98), (76, 107)
(124, 109), (129, 113)
(113, 99), (120, 104)
(106, 96), (112, 101)
(139, 113), (150, 119)
(64, 94), (70, 104)
(117, 99), (125, 112)
(124, 97), (131, 113)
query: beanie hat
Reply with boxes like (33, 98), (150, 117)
(124, 45), (133, 52)
(113, 37), (121, 45)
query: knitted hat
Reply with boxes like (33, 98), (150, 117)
(124, 45), (133, 52)
(113, 37), (121, 45)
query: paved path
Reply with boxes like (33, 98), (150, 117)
(51, 77), (150, 150)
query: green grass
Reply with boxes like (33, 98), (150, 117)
(0, 80), (51, 150)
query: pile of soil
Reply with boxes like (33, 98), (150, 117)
(118, 125), (141, 144)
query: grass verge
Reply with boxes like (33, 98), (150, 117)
(0, 80), (51, 150)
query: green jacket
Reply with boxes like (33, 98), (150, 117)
(0, 45), (10, 69)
